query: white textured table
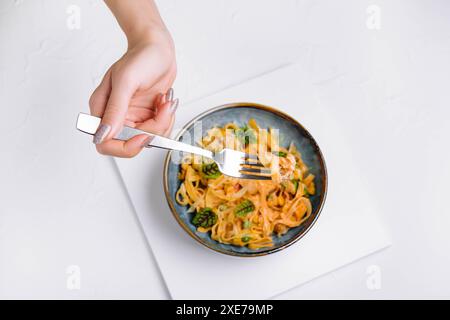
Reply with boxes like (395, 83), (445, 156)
(1, 0), (450, 299)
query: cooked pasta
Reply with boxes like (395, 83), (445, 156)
(175, 119), (315, 249)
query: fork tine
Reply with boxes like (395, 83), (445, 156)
(240, 152), (265, 167)
(237, 173), (272, 180)
(242, 160), (265, 167)
(225, 150), (272, 180)
(239, 166), (272, 175)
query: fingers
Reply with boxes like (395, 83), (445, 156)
(93, 77), (137, 144)
(125, 107), (156, 123)
(164, 112), (176, 137)
(95, 134), (150, 158)
(94, 89), (178, 158)
(89, 68), (112, 117)
(138, 98), (178, 135)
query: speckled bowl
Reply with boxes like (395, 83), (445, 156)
(163, 103), (327, 257)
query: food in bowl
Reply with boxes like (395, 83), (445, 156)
(175, 119), (316, 249)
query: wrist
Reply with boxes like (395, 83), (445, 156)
(126, 24), (173, 51)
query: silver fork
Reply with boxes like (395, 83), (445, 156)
(76, 113), (272, 180)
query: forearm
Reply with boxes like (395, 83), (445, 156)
(104, 0), (170, 48)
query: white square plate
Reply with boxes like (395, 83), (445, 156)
(115, 63), (391, 299)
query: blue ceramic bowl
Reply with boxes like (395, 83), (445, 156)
(163, 103), (327, 257)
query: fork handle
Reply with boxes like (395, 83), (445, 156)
(76, 113), (213, 158)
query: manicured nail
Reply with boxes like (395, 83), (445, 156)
(165, 88), (174, 102)
(170, 98), (179, 113)
(157, 92), (165, 105)
(93, 124), (111, 144)
(141, 135), (153, 148)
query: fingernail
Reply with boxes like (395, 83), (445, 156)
(93, 124), (111, 144)
(170, 98), (179, 113)
(165, 88), (174, 102)
(141, 135), (153, 148)
(158, 92), (165, 105)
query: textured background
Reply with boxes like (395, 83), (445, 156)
(1, 0), (449, 298)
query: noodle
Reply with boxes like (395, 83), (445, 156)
(175, 119), (315, 249)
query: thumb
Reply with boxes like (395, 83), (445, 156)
(93, 80), (136, 144)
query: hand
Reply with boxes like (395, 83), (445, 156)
(89, 31), (177, 158)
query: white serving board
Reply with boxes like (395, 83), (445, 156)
(115, 63), (391, 299)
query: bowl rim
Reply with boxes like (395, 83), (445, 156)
(163, 102), (328, 257)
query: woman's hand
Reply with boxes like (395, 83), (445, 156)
(90, 0), (177, 158)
